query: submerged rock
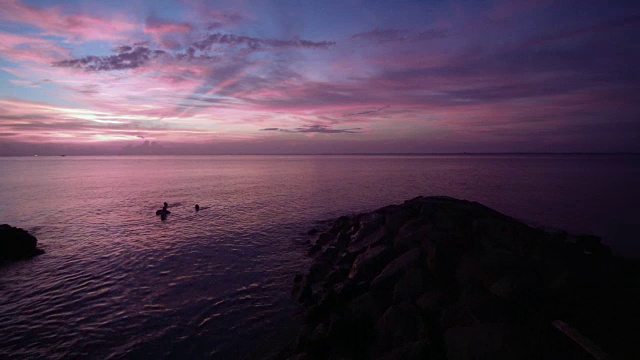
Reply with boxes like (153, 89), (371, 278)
(283, 196), (639, 360)
(0, 224), (43, 261)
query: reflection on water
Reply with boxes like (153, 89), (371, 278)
(0, 155), (638, 358)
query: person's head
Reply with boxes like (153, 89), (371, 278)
(195, 204), (200, 211)
(163, 202), (168, 208)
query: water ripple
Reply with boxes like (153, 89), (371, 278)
(1, 155), (639, 358)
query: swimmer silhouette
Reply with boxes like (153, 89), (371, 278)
(195, 204), (200, 211)
(156, 202), (171, 216)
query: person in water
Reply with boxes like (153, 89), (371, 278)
(195, 204), (200, 211)
(156, 202), (171, 216)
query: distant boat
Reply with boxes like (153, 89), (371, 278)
(59, 155), (66, 157)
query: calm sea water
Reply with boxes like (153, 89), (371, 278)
(1, 154), (639, 358)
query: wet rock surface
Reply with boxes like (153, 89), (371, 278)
(0, 224), (43, 262)
(282, 196), (640, 359)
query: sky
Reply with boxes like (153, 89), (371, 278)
(0, 0), (638, 155)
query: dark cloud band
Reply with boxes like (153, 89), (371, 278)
(351, 28), (447, 43)
(53, 46), (166, 71)
(192, 33), (335, 51)
(53, 32), (335, 71)
(261, 125), (361, 134)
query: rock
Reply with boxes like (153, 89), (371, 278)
(325, 267), (349, 287)
(384, 207), (418, 237)
(305, 322), (329, 353)
(330, 216), (353, 235)
(319, 246), (340, 264)
(348, 292), (381, 322)
(393, 220), (427, 252)
(288, 196), (635, 360)
(377, 341), (424, 360)
(307, 243), (321, 256)
(371, 248), (421, 289)
(377, 301), (419, 351)
(444, 323), (507, 360)
(307, 228), (319, 235)
(292, 275), (312, 303)
(416, 291), (445, 316)
(334, 230), (352, 249)
(286, 354), (309, 360)
(307, 259), (332, 284)
(348, 226), (387, 254)
(490, 278), (513, 298)
(0, 224), (43, 261)
(393, 268), (424, 303)
(333, 279), (359, 300)
(326, 312), (376, 358)
(575, 234), (611, 256)
(348, 244), (389, 282)
(455, 254), (486, 290)
(316, 232), (335, 247)
(422, 238), (438, 272)
(335, 251), (358, 269)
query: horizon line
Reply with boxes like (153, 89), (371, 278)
(2, 152), (639, 157)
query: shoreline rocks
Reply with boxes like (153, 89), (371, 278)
(0, 224), (43, 262)
(283, 196), (639, 359)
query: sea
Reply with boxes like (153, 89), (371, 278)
(1, 154), (639, 359)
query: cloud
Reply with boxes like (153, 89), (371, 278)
(344, 105), (389, 116)
(3, 0), (638, 155)
(0, 32), (71, 65)
(114, 45), (132, 53)
(192, 33), (335, 51)
(261, 125), (361, 133)
(144, 17), (193, 34)
(120, 140), (166, 155)
(182, 0), (245, 29)
(522, 15), (640, 48)
(52, 31), (335, 72)
(52, 46), (166, 71)
(0, 0), (136, 41)
(352, 28), (448, 44)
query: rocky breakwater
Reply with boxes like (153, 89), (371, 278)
(1, 224), (44, 263)
(287, 196), (640, 359)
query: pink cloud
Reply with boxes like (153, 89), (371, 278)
(0, 32), (71, 64)
(0, 0), (137, 41)
(0, 97), (254, 148)
(182, 0), (247, 28)
(144, 17), (193, 35)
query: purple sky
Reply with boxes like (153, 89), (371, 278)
(0, 0), (638, 155)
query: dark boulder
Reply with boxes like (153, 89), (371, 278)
(348, 244), (389, 282)
(393, 267), (424, 303)
(371, 247), (421, 290)
(285, 196), (633, 360)
(376, 301), (420, 351)
(444, 323), (508, 360)
(0, 224), (43, 261)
